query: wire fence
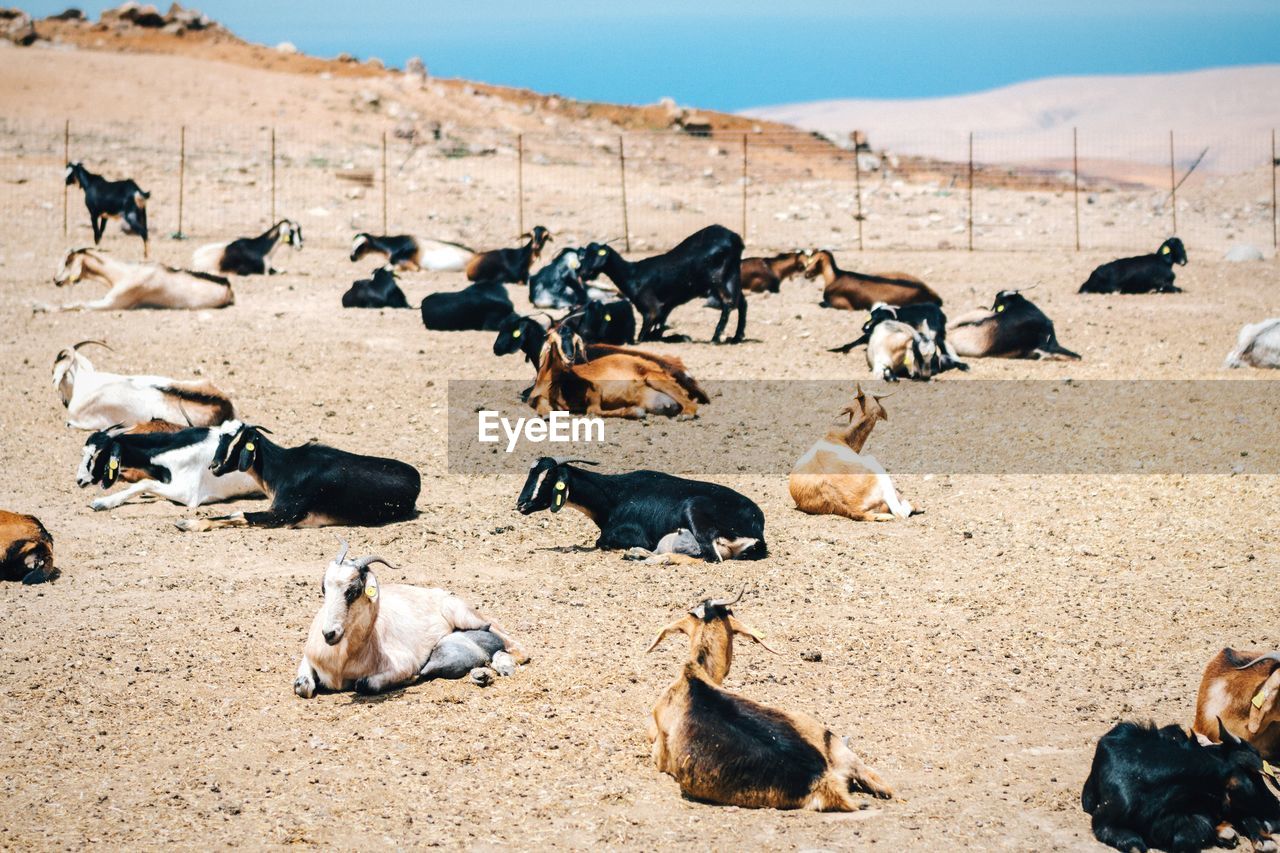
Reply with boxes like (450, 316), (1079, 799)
(1, 117), (1276, 256)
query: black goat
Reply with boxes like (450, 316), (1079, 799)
(948, 290), (1080, 360)
(576, 298), (636, 345)
(529, 247), (589, 309)
(1082, 720), (1280, 852)
(192, 219), (303, 276)
(516, 457), (766, 562)
(830, 302), (967, 373)
(175, 422), (421, 532)
(466, 226), (552, 284)
(1080, 238), (1188, 294)
(578, 225), (746, 343)
(343, 266), (409, 309)
(65, 162), (150, 256)
(420, 280), (514, 331)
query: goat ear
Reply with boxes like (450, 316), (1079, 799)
(103, 445), (122, 488)
(1219, 717), (1243, 745)
(1248, 669), (1280, 734)
(728, 615), (779, 654)
(237, 436), (258, 472)
(549, 472), (569, 513)
(645, 618), (690, 653)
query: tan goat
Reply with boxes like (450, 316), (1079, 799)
(0, 510), (56, 584)
(804, 250), (941, 310)
(1194, 648), (1280, 759)
(42, 248), (235, 311)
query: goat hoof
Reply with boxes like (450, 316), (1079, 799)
(470, 667), (494, 687)
(491, 652), (516, 677)
(293, 676), (316, 699)
(90, 500), (109, 512)
(353, 677), (379, 695)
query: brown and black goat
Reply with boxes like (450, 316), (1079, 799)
(1195, 648), (1280, 760)
(0, 511), (57, 584)
(465, 226), (552, 284)
(741, 251), (808, 294)
(646, 590), (893, 809)
(804, 249), (942, 310)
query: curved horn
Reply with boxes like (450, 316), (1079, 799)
(1235, 652), (1280, 670)
(354, 556), (400, 572)
(334, 538), (350, 565)
(551, 457), (599, 467)
(254, 426), (274, 435)
(709, 587), (746, 608)
(72, 339), (112, 353)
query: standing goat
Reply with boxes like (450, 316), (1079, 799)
(191, 219), (303, 276)
(948, 290), (1080, 360)
(466, 226), (552, 284)
(646, 590), (892, 809)
(1195, 648), (1280, 760)
(65, 162), (150, 256)
(0, 511), (57, 584)
(789, 387), (914, 521)
(1080, 238), (1187, 294)
(804, 250), (941, 310)
(44, 248), (234, 311)
(53, 340), (235, 430)
(294, 542), (527, 697)
(1225, 319), (1280, 369)
(350, 233), (473, 272)
(343, 265), (409, 309)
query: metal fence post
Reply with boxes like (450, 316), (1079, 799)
(270, 127), (277, 224)
(516, 133), (524, 238)
(740, 133), (748, 243)
(62, 119), (70, 236)
(854, 145), (864, 251)
(381, 130), (388, 234)
(1272, 129), (1277, 250)
(967, 132), (975, 252)
(1072, 127), (1081, 252)
(618, 135), (631, 252)
(177, 125), (186, 238)
(1168, 130), (1177, 235)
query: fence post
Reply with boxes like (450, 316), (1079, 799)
(967, 131), (974, 252)
(618, 135), (631, 252)
(381, 130), (388, 234)
(1168, 130), (1177, 235)
(740, 134), (748, 244)
(516, 133), (524, 238)
(1272, 128), (1277, 250)
(177, 125), (186, 238)
(270, 127), (277, 224)
(1072, 127), (1080, 252)
(853, 145), (864, 251)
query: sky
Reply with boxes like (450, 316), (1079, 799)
(24, 1), (1280, 111)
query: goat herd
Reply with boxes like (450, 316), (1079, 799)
(1, 160), (1277, 848)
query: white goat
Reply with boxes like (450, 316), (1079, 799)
(1225, 318), (1280, 369)
(39, 248), (235, 311)
(867, 319), (937, 382)
(293, 543), (529, 698)
(53, 340), (235, 430)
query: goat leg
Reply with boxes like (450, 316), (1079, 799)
(294, 658), (319, 698)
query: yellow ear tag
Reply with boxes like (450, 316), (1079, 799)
(1161, 245), (1170, 254)
(597, 248), (607, 256)
(108, 458), (118, 470)
(1254, 689), (1268, 709)
(604, 313), (612, 322)
(1265, 761), (1279, 779)
(365, 580), (378, 601)
(512, 329), (522, 338)
(245, 442), (255, 452)
(996, 304), (1005, 313)
(904, 350), (913, 367)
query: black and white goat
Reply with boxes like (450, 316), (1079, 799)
(528, 247), (612, 309)
(579, 225), (746, 343)
(948, 290), (1080, 360)
(466, 226), (552, 284)
(420, 279), (514, 331)
(342, 265), (409, 309)
(65, 162), (150, 256)
(516, 457), (765, 562)
(175, 422), (421, 532)
(1079, 238), (1188, 294)
(350, 233), (474, 272)
(830, 302), (966, 374)
(76, 421), (263, 511)
(1225, 319), (1280, 370)
(191, 219), (303, 276)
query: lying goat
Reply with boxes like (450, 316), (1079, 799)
(0, 511), (56, 584)
(43, 248), (234, 312)
(741, 251), (807, 294)
(579, 225), (747, 343)
(420, 280), (514, 331)
(865, 319), (938, 382)
(65, 162), (150, 256)
(1195, 648), (1280, 760)
(1080, 238), (1187, 294)
(73, 419), (181, 483)
(647, 590), (892, 809)
(830, 302), (966, 374)
(790, 386), (914, 521)
(517, 457), (765, 562)
(1225, 319), (1280, 369)
(191, 219), (303, 276)
(76, 422), (263, 511)
(53, 340), (235, 430)
(294, 542), (527, 697)
(527, 328), (707, 419)
(466, 226), (552, 284)
(350, 233), (473, 272)
(1082, 720), (1280, 853)
(176, 422), (420, 531)
(421, 630), (518, 683)
(529, 247), (596, 309)
(948, 290), (1080, 360)
(805, 250), (941, 310)
(343, 265), (409, 309)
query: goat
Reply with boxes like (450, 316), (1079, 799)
(865, 320), (938, 382)
(789, 386), (914, 521)
(0, 511), (56, 584)
(804, 250), (941, 310)
(420, 280), (514, 331)
(948, 290), (1080, 360)
(64, 162), (150, 256)
(578, 225), (747, 343)
(76, 421), (263, 511)
(74, 419), (183, 484)
(1082, 720), (1280, 852)
(516, 457), (765, 562)
(350, 233), (474, 272)
(1225, 319), (1280, 369)
(53, 340), (235, 430)
(646, 590), (892, 809)
(191, 219), (303, 276)
(43, 248), (233, 311)
(575, 298), (636, 345)
(527, 328), (708, 419)
(1195, 649), (1280, 760)
(466, 226), (552, 284)
(342, 265), (409, 309)
(829, 302), (967, 374)
(741, 251), (808, 293)
(175, 422), (420, 532)
(1080, 238), (1187, 294)
(529, 247), (592, 309)
(494, 308), (641, 403)
(293, 542), (527, 697)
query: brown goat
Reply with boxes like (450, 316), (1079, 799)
(741, 252), (807, 294)
(0, 511), (56, 584)
(528, 329), (707, 419)
(647, 590), (893, 810)
(804, 250), (942, 310)
(789, 386), (915, 521)
(1194, 648), (1280, 759)
(465, 226), (552, 284)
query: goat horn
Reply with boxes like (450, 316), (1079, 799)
(710, 586), (747, 608)
(602, 236), (624, 246)
(255, 426), (274, 435)
(354, 556), (400, 572)
(872, 389), (897, 400)
(334, 538), (350, 564)
(551, 457), (599, 466)
(1234, 652), (1280, 670)
(72, 339), (112, 352)
(177, 401), (194, 427)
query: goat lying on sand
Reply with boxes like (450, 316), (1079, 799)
(41, 248), (234, 312)
(0, 511), (57, 584)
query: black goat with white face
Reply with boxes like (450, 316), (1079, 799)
(516, 457), (766, 562)
(1082, 720), (1280, 852)
(342, 265), (408, 309)
(192, 219), (303, 276)
(1080, 238), (1188, 294)
(65, 162), (150, 256)
(830, 302), (966, 374)
(948, 290), (1080, 360)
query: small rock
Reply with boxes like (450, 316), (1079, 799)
(800, 650), (822, 662)
(274, 41), (297, 54)
(1224, 244), (1264, 262)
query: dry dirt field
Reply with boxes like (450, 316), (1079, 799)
(1, 32), (1279, 853)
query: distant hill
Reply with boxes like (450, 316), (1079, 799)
(742, 66), (1280, 174)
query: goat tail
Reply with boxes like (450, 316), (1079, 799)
(829, 333), (869, 354)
